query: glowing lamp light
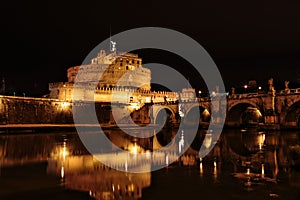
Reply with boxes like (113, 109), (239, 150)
(246, 168), (250, 175)
(61, 166), (65, 179)
(129, 102), (140, 110)
(200, 162), (203, 175)
(199, 158), (203, 175)
(166, 154), (169, 165)
(129, 143), (138, 155)
(61, 102), (70, 109)
(60, 141), (69, 160)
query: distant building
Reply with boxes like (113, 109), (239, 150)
(248, 80), (257, 89)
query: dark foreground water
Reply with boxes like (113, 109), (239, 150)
(0, 128), (299, 200)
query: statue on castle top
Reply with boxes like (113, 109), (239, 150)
(110, 41), (117, 52)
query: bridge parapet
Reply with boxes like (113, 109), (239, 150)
(229, 93), (265, 99)
(278, 88), (300, 95)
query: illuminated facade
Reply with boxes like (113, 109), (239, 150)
(49, 50), (152, 102)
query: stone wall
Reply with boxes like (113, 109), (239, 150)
(0, 96), (153, 125)
(0, 96), (117, 125)
(0, 96), (74, 124)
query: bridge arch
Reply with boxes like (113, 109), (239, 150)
(184, 105), (211, 126)
(284, 100), (300, 128)
(153, 106), (176, 128)
(226, 102), (263, 128)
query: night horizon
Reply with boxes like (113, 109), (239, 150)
(1, 1), (300, 97)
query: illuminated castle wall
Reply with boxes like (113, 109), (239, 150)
(49, 50), (153, 103)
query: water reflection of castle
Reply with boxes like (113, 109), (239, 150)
(47, 154), (151, 200)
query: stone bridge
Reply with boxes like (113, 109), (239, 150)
(149, 88), (300, 129)
(1, 88), (299, 130)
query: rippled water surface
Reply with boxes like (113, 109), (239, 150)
(0, 128), (299, 200)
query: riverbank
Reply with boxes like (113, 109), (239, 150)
(0, 123), (162, 134)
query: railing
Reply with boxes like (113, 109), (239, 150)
(229, 93), (262, 99)
(278, 88), (300, 94)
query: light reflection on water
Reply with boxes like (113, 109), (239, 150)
(0, 128), (299, 200)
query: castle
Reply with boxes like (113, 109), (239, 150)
(48, 50), (157, 103)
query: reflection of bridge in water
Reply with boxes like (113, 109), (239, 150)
(1, 129), (300, 198)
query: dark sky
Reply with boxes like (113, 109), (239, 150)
(1, 0), (300, 96)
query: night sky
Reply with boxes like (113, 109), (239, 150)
(1, 0), (300, 97)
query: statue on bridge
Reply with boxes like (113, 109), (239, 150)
(231, 87), (235, 96)
(285, 80), (290, 94)
(268, 78), (275, 95)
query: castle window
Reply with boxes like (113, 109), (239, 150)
(126, 66), (129, 70)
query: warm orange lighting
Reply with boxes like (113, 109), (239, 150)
(60, 141), (69, 160)
(261, 164), (265, 178)
(258, 132), (265, 150)
(200, 162), (203, 175)
(129, 102), (141, 110)
(203, 109), (210, 116)
(146, 150), (151, 159)
(125, 160), (128, 172)
(129, 143), (139, 155)
(213, 161), (217, 179)
(61, 102), (71, 109)
(61, 166), (65, 179)
(244, 85), (248, 89)
(258, 86), (262, 90)
(246, 168), (250, 175)
(203, 133), (212, 149)
(259, 143), (262, 150)
(166, 154), (169, 165)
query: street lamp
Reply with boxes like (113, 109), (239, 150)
(244, 85), (248, 93)
(258, 86), (262, 93)
(198, 90), (202, 97)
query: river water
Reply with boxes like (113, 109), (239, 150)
(0, 128), (299, 200)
